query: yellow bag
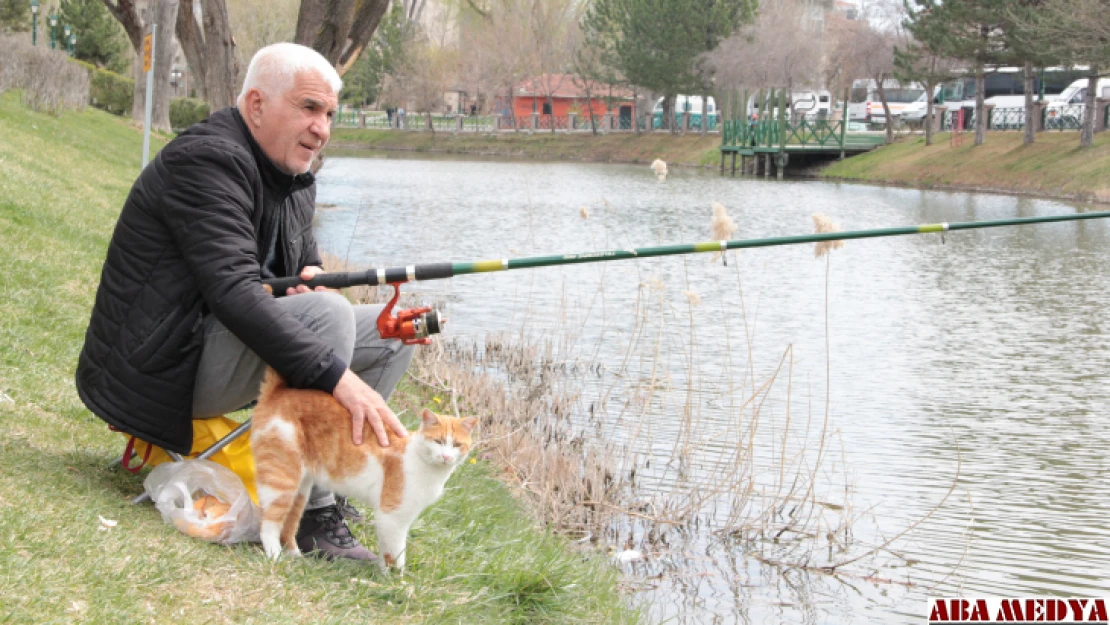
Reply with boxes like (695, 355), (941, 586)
(118, 417), (258, 503)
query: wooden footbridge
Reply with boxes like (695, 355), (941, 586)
(719, 89), (886, 178)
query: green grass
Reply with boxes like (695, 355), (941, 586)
(329, 127), (722, 169)
(0, 91), (636, 624)
(820, 131), (1110, 202)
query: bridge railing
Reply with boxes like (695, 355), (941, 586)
(783, 119), (844, 148)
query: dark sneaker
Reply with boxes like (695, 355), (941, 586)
(296, 505), (377, 563)
(336, 495), (366, 523)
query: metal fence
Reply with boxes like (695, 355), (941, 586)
(989, 107), (1025, 130)
(1043, 104), (1084, 130)
(938, 104), (1100, 132)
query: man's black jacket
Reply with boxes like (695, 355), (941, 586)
(76, 107), (346, 453)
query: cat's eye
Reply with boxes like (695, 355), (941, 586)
(432, 438), (445, 445)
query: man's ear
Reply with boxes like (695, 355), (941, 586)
(242, 88), (265, 127)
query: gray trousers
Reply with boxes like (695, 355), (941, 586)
(192, 291), (415, 510)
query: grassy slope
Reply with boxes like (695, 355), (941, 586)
(820, 131), (1110, 202)
(330, 127), (723, 168)
(0, 92), (633, 625)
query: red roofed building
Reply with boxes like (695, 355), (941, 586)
(498, 74), (636, 122)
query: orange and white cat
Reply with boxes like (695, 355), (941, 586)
(250, 369), (477, 568)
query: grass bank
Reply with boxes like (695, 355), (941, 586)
(821, 131), (1110, 203)
(330, 127), (722, 168)
(0, 91), (634, 624)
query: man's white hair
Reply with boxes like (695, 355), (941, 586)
(237, 42), (342, 103)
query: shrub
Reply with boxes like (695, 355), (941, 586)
(71, 58), (133, 116)
(170, 97), (210, 131)
(0, 35), (90, 114)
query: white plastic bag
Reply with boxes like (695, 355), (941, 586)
(144, 459), (260, 544)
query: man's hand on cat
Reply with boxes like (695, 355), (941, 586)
(285, 265), (333, 296)
(333, 370), (407, 447)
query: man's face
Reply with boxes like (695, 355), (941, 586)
(248, 70), (338, 175)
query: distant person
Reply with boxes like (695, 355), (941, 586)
(470, 103), (477, 117)
(75, 42), (414, 563)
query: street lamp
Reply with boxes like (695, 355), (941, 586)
(29, 0), (38, 46)
(171, 67), (183, 94)
(63, 24), (71, 54)
(48, 13), (57, 49)
(68, 33), (76, 57)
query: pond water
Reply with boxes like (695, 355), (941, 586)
(314, 151), (1110, 624)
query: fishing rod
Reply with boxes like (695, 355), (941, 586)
(262, 210), (1110, 344)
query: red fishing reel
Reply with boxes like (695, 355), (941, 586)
(377, 283), (444, 345)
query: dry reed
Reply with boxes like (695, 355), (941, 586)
(812, 213), (845, 258)
(650, 159), (668, 181)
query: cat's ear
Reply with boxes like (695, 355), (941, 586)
(460, 416), (478, 432)
(421, 409), (440, 430)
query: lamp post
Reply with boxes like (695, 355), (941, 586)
(48, 13), (57, 49)
(30, 0), (39, 46)
(68, 33), (77, 57)
(171, 67), (182, 95)
(63, 24), (71, 55)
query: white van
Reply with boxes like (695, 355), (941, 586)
(848, 79), (925, 125)
(744, 90), (833, 121)
(1044, 78), (1110, 129)
(791, 90), (834, 119)
(652, 95), (718, 129)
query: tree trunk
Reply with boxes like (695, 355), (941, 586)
(547, 95), (555, 133)
(129, 0), (180, 132)
(632, 87), (639, 135)
(875, 75), (893, 145)
(697, 92), (705, 136)
(175, 0), (238, 110)
(924, 78), (934, 147)
(295, 0), (392, 75)
(662, 94), (673, 133)
(1023, 61), (1035, 145)
(974, 68), (985, 146)
(1081, 69), (1098, 147)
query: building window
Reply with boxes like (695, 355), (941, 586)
(542, 102), (552, 115)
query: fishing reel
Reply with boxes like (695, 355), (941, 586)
(377, 283), (444, 345)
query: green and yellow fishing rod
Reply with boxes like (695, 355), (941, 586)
(262, 210), (1110, 343)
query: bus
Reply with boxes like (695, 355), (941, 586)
(937, 66), (1086, 129)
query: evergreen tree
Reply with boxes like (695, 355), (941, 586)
(903, 0), (1011, 146)
(0, 0), (31, 33)
(1009, 0), (1110, 147)
(894, 39), (959, 146)
(584, 0), (753, 132)
(340, 3), (410, 107)
(60, 0), (128, 73)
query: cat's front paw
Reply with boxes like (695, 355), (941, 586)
(381, 552), (405, 571)
(262, 541), (284, 561)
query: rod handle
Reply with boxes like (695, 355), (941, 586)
(262, 270), (377, 294)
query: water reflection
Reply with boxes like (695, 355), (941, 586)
(316, 153), (1110, 623)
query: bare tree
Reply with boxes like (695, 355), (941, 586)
(708, 0), (823, 120)
(227, 0), (299, 86)
(828, 14), (899, 143)
(101, 0), (179, 131)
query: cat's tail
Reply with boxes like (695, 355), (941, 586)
(258, 367), (288, 400)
